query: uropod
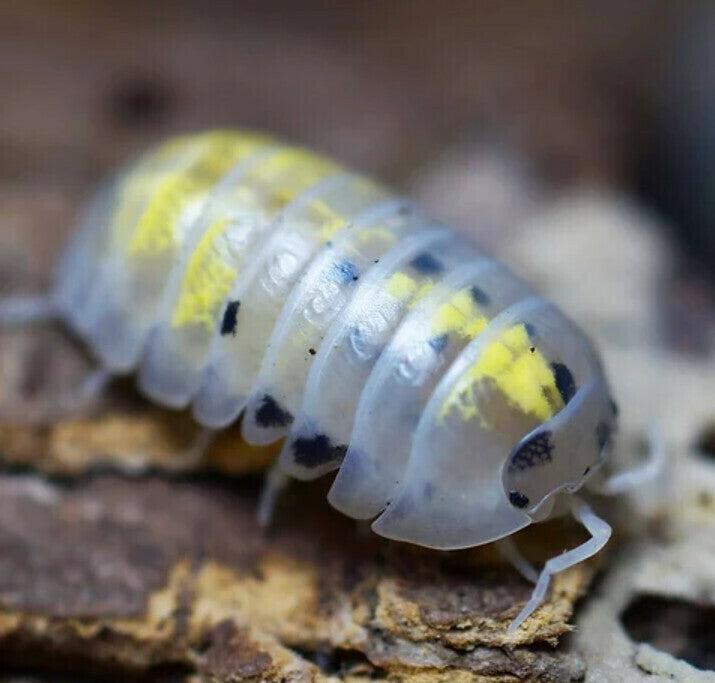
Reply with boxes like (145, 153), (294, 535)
(0, 130), (651, 632)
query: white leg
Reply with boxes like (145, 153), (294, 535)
(257, 463), (291, 529)
(177, 427), (216, 468)
(497, 536), (539, 584)
(0, 294), (57, 326)
(508, 497), (611, 633)
(591, 424), (665, 496)
(76, 367), (113, 406)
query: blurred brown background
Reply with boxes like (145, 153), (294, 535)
(1, 2), (714, 681)
(0, 1), (683, 185)
(2, 1), (713, 271)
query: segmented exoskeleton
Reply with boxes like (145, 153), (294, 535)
(1, 131), (638, 632)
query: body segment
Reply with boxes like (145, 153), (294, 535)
(50, 131), (618, 621)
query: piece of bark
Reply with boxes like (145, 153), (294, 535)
(0, 473), (593, 682)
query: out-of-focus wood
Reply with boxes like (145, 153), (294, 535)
(0, 1), (693, 680)
(0, 473), (593, 681)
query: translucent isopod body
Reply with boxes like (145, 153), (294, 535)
(5, 130), (632, 632)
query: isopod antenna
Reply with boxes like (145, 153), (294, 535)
(0, 293), (58, 326)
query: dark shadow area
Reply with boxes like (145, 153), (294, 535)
(695, 424), (715, 461)
(108, 75), (175, 129)
(621, 594), (715, 671)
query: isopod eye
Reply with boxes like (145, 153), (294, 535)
(502, 377), (615, 514)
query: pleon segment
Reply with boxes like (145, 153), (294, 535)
(68, 131), (273, 371)
(278, 227), (483, 481)
(329, 260), (534, 520)
(137, 145), (342, 407)
(54, 133), (209, 336)
(240, 199), (429, 446)
(371, 297), (597, 550)
(192, 173), (390, 428)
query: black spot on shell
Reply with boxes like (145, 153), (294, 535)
(552, 362), (577, 404)
(292, 433), (347, 469)
(409, 252), (443, 274)
(469, 285), (491, 306)
(254, 395), (293, 428)
(509, 490), (530, 508)
(610, 399), (620, 418)
(508, 431), (554, 473)
(332, 260), (359, 284)
(428, 334), (449, 353)
(220, 300), (240, 336)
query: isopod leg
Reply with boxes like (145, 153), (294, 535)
(76, 367), (113, 406)
(180, 427), (217, 468)
(507, 497), (611, 633)
(256, 463), (291, 529)
(496, 536), (538, 584)
(589, 424), (665, 496)
(0, 294), (57, 326)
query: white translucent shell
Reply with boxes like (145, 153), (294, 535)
(372, 297), (603, 549)
(278, 227), (482, 480)
(241, 199), (425, 445)
(329, 260), (534, 520)
(53, 132), (616, 553)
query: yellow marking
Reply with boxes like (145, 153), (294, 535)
(126, 132), (270, 256)
(385, 271), (435, 310)
(357, 226), (397, 248)
(248, 148), (341, 213)
(440, 324), (563, 426)
(408, 280), (434, 307)
(171, 217), (239, 330)
(166, 143), (344, 330)
(311, 178), (386, 243)
(110, 136), (207, 250)
(314, 199), (350, 242)
(386, 272), (418, 299)
(431, 288), (489, 340)
(112, 132), (265, 250)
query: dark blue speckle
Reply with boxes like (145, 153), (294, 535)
(509, 490), (530, 508)
(409, 252), (443, 275)
(428, 334), (449, 353)
(292, 433), (347, 469)
(508, 431), (554, 473)
(332, 260), (360, 284)
(469, 286), (491, 306)
(552, 362), (577, 404)
(254, 394), (293, 428)
(220, 300), (240, 336)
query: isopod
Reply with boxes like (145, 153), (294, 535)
(0, 130), (653, 632)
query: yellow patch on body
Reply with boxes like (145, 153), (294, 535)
(245, 148), (341, 214)
(431, 288), (489, 341)
(124, 132), (271, 256)
(386, 272), (418, 299)
(171, 217), (239, 330)
(440, 324), (563, 426)
(152, 143), (343, 330)
(356, 226), (397, 251)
